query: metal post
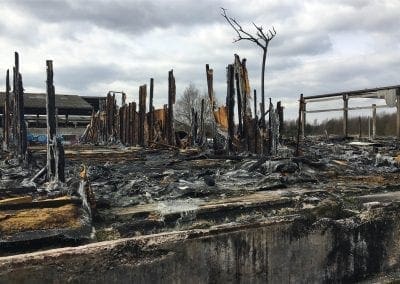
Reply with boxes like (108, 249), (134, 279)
(300, 97), (306, 138)
(372, 104), (376, 139)
(397, 88), (400, 139)
(343, 94), (348, 137)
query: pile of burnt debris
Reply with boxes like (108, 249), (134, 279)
(1, 50), (400, 282)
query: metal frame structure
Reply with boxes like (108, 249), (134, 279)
(298, 85), (400, 139)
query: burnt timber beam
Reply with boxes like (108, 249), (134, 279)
(148, 78), (154, 143)
(139, 85), (146, 147)
(254, 89), (258, 154)
(167, 70), (175, 146)
(226, 64), (235, 153)
(296, 94), (304, 156)
(397, 88), (400, 139)
(3, 69), (10, 151)
(46, 60), (57, 179)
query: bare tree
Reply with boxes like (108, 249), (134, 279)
(175, 83), (213, 126)
(221, 7), (276, 127)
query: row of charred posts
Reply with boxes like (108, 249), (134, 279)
(81, 54), (284, 155)
(2, 52), (284, 159)
(217, 55), (284, 154)
(2, 52), (65, 182)
(81, 71), (177, 148)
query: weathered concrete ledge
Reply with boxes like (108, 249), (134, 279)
(1, 204), (399, 283)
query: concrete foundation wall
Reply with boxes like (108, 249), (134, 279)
(1, 208), (399, 283)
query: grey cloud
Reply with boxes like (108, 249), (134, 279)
(10, 0), (223, 35)
(54, 63), (129, 91)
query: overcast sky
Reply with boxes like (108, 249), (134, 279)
(0, 0), (399, 120)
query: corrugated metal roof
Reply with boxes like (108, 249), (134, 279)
(0, 92), (92, 110)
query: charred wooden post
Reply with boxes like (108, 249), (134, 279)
(132, 102), (137, 145)
(124, 104), (129, 145)
(296, 94), (304, 156)
(372, 104), (377, 139)
(206, 64), (219, 150)
(267, 98), (273, 155)
(56, 138), (65, 182)
(206, 64), (216, 112)
(240, 58), (251, 152)
(118, 106), (124, 143)
(358, 116), (362, 139)
(234, 55), (243, 138)
(163, 104), (168, 141)
(167, 70), (176, 146)
(343, 94), (348, 137)
(199, 98), (205, 145)
(191, 107), (197, 146)
(148, 78), (154, 143)
(127, 103), (132, 145)
(111, 93), (116, 141)
(277, 101), (283, 141)
(301, 99), (306, 139)
(235, 70), (243, 138)
(254, 89), (258, 154)
(12, 55), (19, 149)
(138, 85), (147, 147)
(11, 67), (16, 147)
(14, 52), (27, 159)
(226, 64), (235, 153)
(46, 60), (57, 180)
(3, 70), (10, 151)
(396, 88), (400, 139)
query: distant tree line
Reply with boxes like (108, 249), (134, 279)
(283, 112), (397, 138)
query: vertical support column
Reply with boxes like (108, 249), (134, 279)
(396, 88), (400, 139)
(199, 98), (205, 144)
(3, 69), (10, 151)
(148, 78), (154, 143)
(167, 70), (176, 146)
(296, 94), (304, 156)
(343, 94), (348, 137)
(277, 101), (283, 141)
(138, 85), (146, 147)
(368, 117), (371, 140)
(132, 102), (137, 145)
(235, 68), (243, 138)
(372, 104), (376, 140)
(300, 96), (306, 138)
(253, 89), (258, 154)
(226, 64), (235, 153)
(46, 60), (56, 179)
(358, 116), (362, 139)
(163, 104), (168, 141)
(16, 53), (27, 159)
(206, 64), (215, 112)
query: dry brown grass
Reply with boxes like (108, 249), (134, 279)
(0, 204), (82, 235)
